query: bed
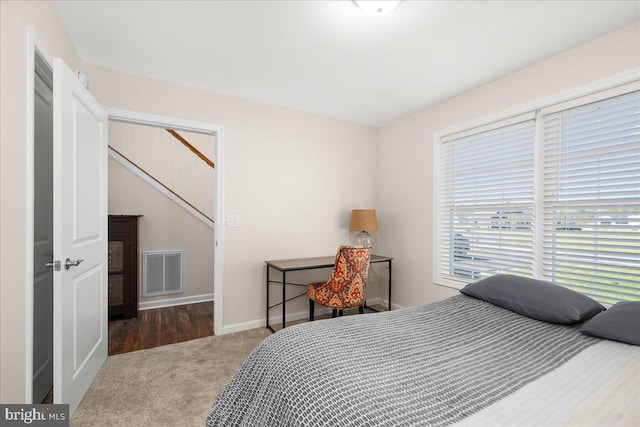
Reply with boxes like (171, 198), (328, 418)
(206, 276), (639, 426)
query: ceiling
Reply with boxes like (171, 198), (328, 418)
(53, 1), (639, 127)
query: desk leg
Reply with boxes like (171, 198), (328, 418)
(388, 260), (392, 311)
(266, 266), (270, 330)
(282, 271), (286, 329)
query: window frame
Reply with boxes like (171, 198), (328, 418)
(433, 75), (640, 293)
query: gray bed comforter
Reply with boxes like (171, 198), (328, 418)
(206, 295), (597, 426)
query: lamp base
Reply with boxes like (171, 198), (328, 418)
(354, 231), (372, 248)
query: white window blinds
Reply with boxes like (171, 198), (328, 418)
(436, 84), (639, 304)
(542, 90), (640, 304)
(438, 117), (536, 283)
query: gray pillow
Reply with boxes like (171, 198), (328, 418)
(460, 274), (605, 324)
(580, 302), (640, 345)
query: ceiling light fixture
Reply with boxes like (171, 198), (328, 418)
(353, 0), (402, 17)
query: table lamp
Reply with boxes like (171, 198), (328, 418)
(350, 209), (378, 248)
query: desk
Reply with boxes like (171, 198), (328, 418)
(265, 255), (393, 333)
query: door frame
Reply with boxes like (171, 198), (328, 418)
(106, 108), (225, 337)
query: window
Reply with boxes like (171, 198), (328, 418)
(542, 90), (640, 304)
(438, 116), (536, 282)
(436, 84), (640, 304)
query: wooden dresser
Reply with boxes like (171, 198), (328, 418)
(108, 215), (142, 319)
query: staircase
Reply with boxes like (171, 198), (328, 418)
(108, 121), (215, 229)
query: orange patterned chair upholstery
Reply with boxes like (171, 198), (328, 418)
(307, 245), (372, 320)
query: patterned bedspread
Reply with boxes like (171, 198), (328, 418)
(206, 295), (601, 426)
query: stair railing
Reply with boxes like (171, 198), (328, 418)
(166, 129), (215, 169)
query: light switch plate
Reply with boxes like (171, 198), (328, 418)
(226, 215), (240, 228)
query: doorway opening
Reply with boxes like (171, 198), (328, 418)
(106, 119), (220, 353)
(106, 110), (225, 345)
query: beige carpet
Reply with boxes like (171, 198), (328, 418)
(71, 328), (271, 427)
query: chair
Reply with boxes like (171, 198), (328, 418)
(307, 245), (372, 321)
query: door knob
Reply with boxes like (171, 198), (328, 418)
(64, 258), (84, 270)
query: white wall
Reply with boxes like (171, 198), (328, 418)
(83, 64), (379, 330)
(108, 157), (215, 306)
(377, 21), (640, 308)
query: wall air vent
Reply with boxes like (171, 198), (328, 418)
(143, 250), (183, 297)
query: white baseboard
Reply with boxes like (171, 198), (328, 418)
(221, 306), (332, 335)
(138, 293), (214, 311)
(369, 298), (406, 311)
(366, 297), (385, 308)
(220, 298), (405, 335)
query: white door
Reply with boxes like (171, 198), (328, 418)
(52, 58), (108, 415)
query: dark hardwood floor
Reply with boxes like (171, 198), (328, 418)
(108, 302), (213, 355)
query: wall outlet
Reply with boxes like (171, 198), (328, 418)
(226, 215), (240, 228)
